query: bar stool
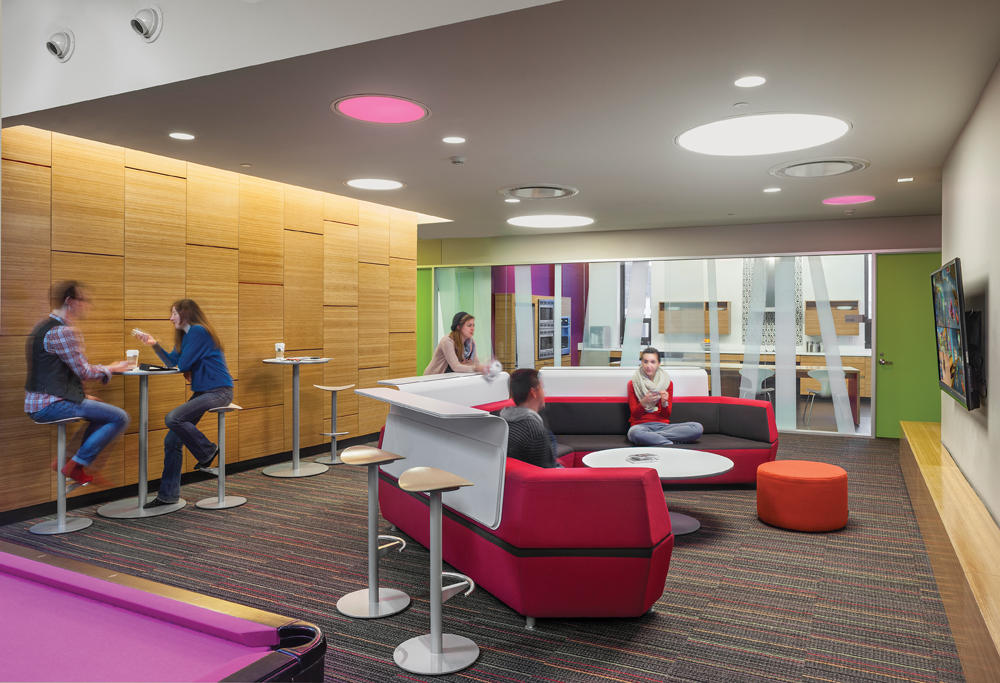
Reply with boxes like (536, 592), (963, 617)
(196, 404), (246, 510)
(314, 384), (354, 465)
(394, 466), (479, 676)
(31, 416), (92, 535)
(336, 446), (410, 618)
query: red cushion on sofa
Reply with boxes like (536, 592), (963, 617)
(474, 399), (515, 413)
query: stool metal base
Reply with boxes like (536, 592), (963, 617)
(97, 497), (186, 519)
(196, 495), (247, 510)
(314, 453), (343, 465)
(262, 462), (328, 478)
(394, 634), (480, 675)
(337, 588), (410, 619)
(29, 516), (93, 535)
(670, 511), (701, 535)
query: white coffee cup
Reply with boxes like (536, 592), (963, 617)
(126, 349), (139, 370)
(275, 342), (285, 360)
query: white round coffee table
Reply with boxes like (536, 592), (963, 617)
(582, 447), (734, 535)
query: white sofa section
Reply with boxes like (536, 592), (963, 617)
(538, 366), (709, 398)
(386, 372), (512, 407)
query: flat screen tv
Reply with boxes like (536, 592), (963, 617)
(931, 258), (979, 410)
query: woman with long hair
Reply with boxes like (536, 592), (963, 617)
(134, 299), (234, 509)
(424, 311), (486, 374)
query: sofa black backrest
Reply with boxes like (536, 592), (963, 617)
(718, 402), (773, 442)
(668, 402), (720, 434)
(541, 401), (632, 436)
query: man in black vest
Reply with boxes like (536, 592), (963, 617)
(499, 369), (562, 468)
(25, 281), (130, 485)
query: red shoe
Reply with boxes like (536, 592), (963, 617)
(61, 462), (93, 485)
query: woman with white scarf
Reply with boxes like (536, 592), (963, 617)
(627, 347), (704, 446)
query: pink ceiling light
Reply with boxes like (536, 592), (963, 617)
(332, 95), (430, 124)
(822, 195), (876, 205)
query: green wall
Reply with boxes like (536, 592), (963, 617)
(416, 268), (433, 375)
(875, 252), (942, 437)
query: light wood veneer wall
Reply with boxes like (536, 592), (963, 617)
(0, 126), (417, 514)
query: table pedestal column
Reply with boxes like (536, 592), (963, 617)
(264, 364), (328, 478)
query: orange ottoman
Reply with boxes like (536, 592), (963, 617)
(757, 461), (848, 532)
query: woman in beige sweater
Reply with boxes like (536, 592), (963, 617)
(425, 311), (486, 374)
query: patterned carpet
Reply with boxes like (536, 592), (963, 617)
(0, 434), (964, 683)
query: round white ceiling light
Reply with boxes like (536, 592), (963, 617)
(676, 113), (850, 157)
(769, 157), (869, 179)
(507, 215), (594, 228)
(345, 179), (406, 190)
(505, 198), (520, 203)
(443, 136), (466, 144)
(499, 184), (578, 200)
(131, 6), (163, 42)
(735, 76), (766, 88)
(169, 133), (195, 140)
(46, 30), (75, 62)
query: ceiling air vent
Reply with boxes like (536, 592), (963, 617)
(499, 184), (578, 200)
(769, 158), (869, 179)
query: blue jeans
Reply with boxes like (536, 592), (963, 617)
(31, 399), (130, 467)
(157, 387), (233, 503)
(627, 421), (704, 446)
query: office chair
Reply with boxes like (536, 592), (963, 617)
(803, 369), (832, 428)
(739, 367), (775, 404)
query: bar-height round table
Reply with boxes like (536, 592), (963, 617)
(262, 358), (330, 478)
(98, 368), (185, 519)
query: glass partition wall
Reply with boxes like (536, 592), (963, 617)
(429, 255), (872, 436)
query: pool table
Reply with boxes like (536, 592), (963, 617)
(0, 540), (326, 682)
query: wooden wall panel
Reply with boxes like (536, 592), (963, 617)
(121, 321), (187, 435)
(51, 133), (125, 256)
(324, 306), (359, 418)
(183, 382), (239, 470)
(389, 257), (417, 333)
(284, 185), (324, 235)
(389, 208), (417, 261)
(187, 163), (239, 249)
(125, 149), (186, 178)
(2, 126), (51, 166)
(124, 168), (186, 319)
(238, 284), (284, 409)
(50, 252), (125, 407)
(284, 352), (326, 451)
(284, 231), (324, 350)
(123, 430), (166, 490)
(61, 429), (125, 498)
(239, 176), (283, 284)
(0, 337), (52, 513)
(324, 221), (358, 306)
(2, 160), (51, 336)
(186, 245), (239, 379)
(358, 367), (391, 436)
(238, 405), (284, 461)
(324, 412), (359, 441)
(324, 192), (359, 225)
(358, 201), (389, 265)
(358, 264), (388, 368)
(390, 333), (417, 379)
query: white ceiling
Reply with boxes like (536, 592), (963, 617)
(5, 0), (1000, 240)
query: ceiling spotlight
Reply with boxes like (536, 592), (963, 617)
(676, 113), (850, 156)
(897, 177), (914, 182)
(822, 195), (876, 205)
(734, 102), (750, 109)
(131, 5), (163, 42)
(443, 137), (466, 144)
(735, 76), (766, 88)
(332, 95), (430, 124)
(345, 179), (406, 190)
(240, 163), (252, 168)
(763, 188), (781, 193)
(505, 198), (521, 203)
(169, 133), (194, 140)
(46, 30), (75, 62)
(507, 215), (595, 228)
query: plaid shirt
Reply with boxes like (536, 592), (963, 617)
(24, 314), (112, 413)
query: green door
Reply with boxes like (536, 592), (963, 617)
(875, 252), (942, 437)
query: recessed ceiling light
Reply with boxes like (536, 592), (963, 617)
(763, 188), (781, 193)
(331, 94), (429, 124)
(443, 136), (466, 144)
(169, 133), (194, 140)
(507, 215), (594, 228)
(505, 198), (520, 203)
(498, 184), (579, 200)
(676, 113), (850, 156)
(240, 163), (252, 168)
(345, 179), (406, 190)
(735, 76), (766, 88)
(897, 177), (914, 182)
(822, 195), (876, 205)
(734, 102), (750, 109)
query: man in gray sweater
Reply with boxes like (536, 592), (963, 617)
(499, 369), (561, 468)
